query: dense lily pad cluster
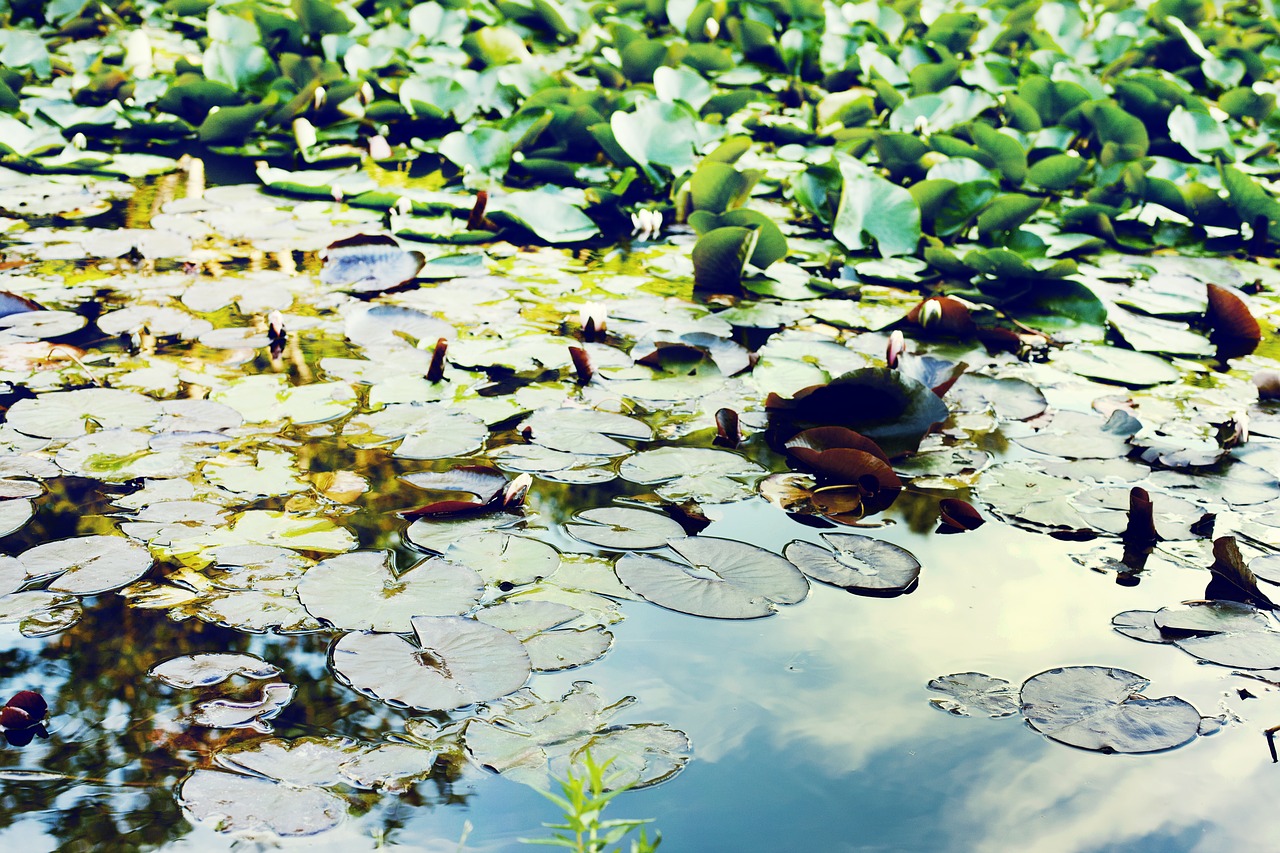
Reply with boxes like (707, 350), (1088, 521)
(0, 0), (1277, 844)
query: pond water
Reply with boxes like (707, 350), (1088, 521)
(0, 164), (1278, 853)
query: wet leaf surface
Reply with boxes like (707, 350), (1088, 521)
(784, 533), (921, 595)
(1019, 666), (1201, 754)
(616, 536), (808, 619)
(330, 616), (531, 711)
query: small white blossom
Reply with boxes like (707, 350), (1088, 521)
(630, 208), (663, 241)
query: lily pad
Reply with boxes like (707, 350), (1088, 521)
(5, 388), (161, 438)
(477, 600), (613, 672)
(190, 683), (295, 733)
(615, 536), (808, 619)
(298, 551), (484, 632)
(320, 234), (425, 292)
(566, 507), (686, 551)
(443, 533), (561, 587)
(784, 533), (921, 595)
(330, 615), (531, 711)
(149, 653), (283, 689)
(521, 408), (651, 456)
(618, 447), (765, 504)
(1019, 666), (1200, 754)
(19, 535), (153, 595)
(178, 769), (345, 837)
(464, 683), (690, 791)
(927, 673), (1019, 717)
(1115, 601), (1280, 670)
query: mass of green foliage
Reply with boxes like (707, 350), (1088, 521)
(1, 0), (1277, 274)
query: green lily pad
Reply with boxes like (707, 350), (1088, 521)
(615, 535), (808, 619)
(330, 615), (531, 711)
(1020, 666), (1200, 754)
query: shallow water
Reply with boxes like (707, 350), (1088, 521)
(0, 167), (1277, 853)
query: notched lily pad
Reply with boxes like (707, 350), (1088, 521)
(330, 615), (531, 711)
(298, 551), (484, 633)
(179, 769), (345, 837)
(615, 536), (808, 619)
(784, 533), (921, 595)
(19, 535), (154, 595)
(565, 507), (686, 550)
(1019, 666), (1200, 753)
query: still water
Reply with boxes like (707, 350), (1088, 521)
(0, 170), (1276, 853)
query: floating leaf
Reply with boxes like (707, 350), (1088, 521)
(330, 616), (531, 711)
(927, 673), (1018, 717)
(190, 683), (295, 733)
(5, 389), (160, 438)
(298, 551), (483, 633)
(565, 507), (686, 550)
(784, 533), (921, 595)
(19, 535), (153, 595)
(1019, 666), (1200, 754)
(149, 653), (282, 689)
(521, 409), (651, 456)
(1117, 601), (1280, 670)
(618, 447), (765, 504)
(477, 600), (612, 672)
(615, 536), (808, 619)
(464, 683), (689, 791)
(179, 770), (345, 837)
(320, 234), (425, 293)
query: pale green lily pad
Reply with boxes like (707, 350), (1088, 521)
(344, 404), (488, 459)
(618, 447), (765, 504)
(616, 536), (809, 619)
(927, 673), (1019, 717)
(1051, 345), (1181, 388)
(463, 683), (690, 791)
(0, 590), (82, 637)
(566, 507), (686, 550)
(166, 511), (357, 556)
(443, 533), (561, 587)
(521, 408), (651, 456)
(56, 430), (217, 483)
(150, 653), (283, 689)
(123, 563), (322, 635)
(0, 499), (32, 538)
(5, 388), (161, 438)
(784, 534), (921, 594)
(212, 376), (357, 424)
(1020, 666), (1200, 753)
(490, 444), (619, 484)
(330, 615), (531, 711)
(405, 514), (528, 555)
(190, 683), (296, 733)
(178, 770), (345, 837)
(477, 600), (613, 672)
(298, 551), (484, 632)
(19, 534), (154, 595)
(202, 449), (308, 497)
(335, 743), (437, 793)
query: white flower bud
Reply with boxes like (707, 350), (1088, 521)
(368, 135), (392, 160)
(293, 117), (317, 151)
(124, 30), (153, 79)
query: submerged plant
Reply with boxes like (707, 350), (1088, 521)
(524, 751), (661, 853)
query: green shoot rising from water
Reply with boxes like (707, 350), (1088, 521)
(524, 753), (661, 853)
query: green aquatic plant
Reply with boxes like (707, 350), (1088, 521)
(525, 751), (662, 853)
